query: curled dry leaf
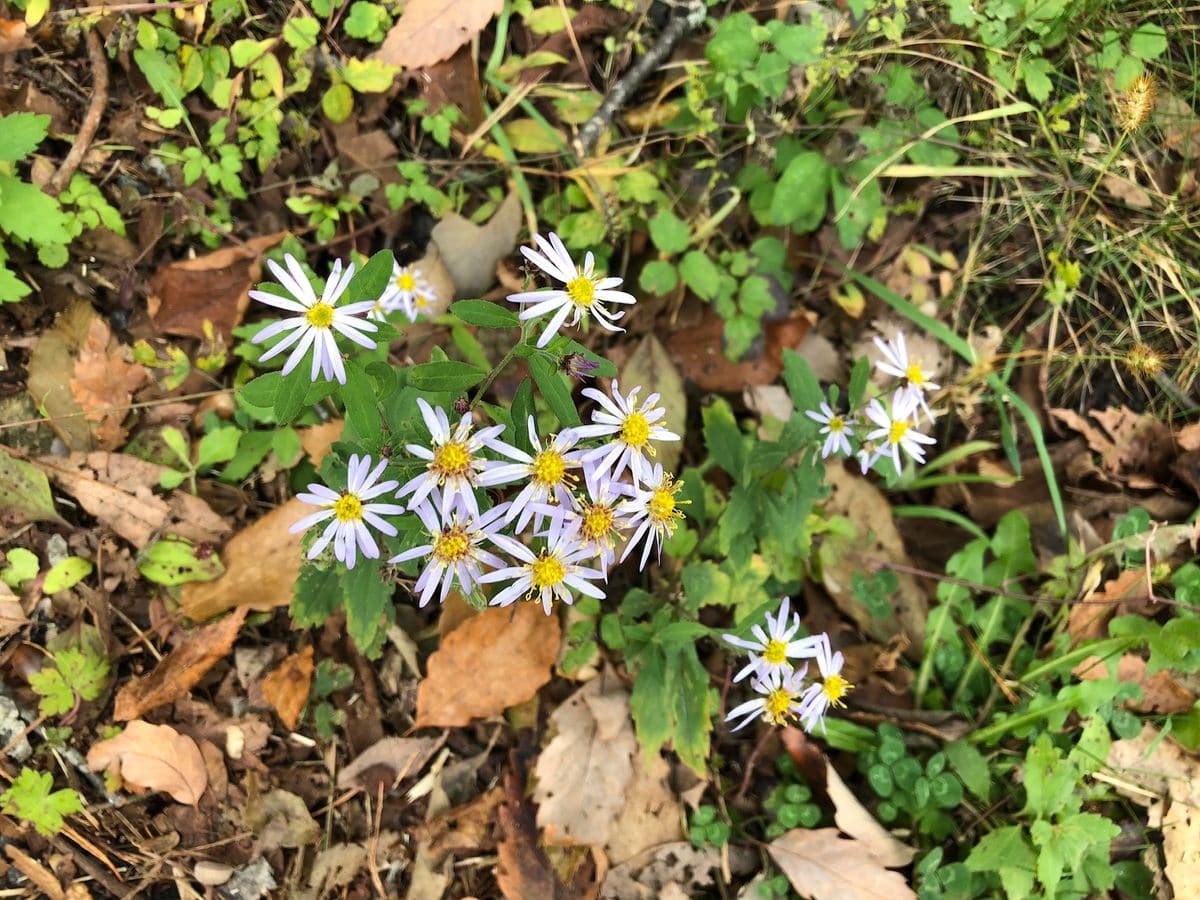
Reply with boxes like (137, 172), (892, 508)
(69, 315), (148, 449)
(180, 498), (308, 621)
(498, 764), (565, 900)
(373, 0), (503, 71)
(148, 232), (287, 340)
(824, 760), (916, 867)
(260, 645), (314, 730)
(430, 191), (521, 299)
(114, 607), (248, 721)
(415, 602), (560, 728)
(336, 736), (440, 792)
(0, 582), (27, 641)
(1049, 406), (1174, 487)
(620, 335), (686, 475)
(768, 828), (917, 900)
(87, 720), (208, 805)
(1073, 653), (1196, 714)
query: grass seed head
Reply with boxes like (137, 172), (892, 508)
(1116, 74), (1157, 133)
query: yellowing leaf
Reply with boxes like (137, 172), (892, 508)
(502, 118), (565, 154)
(342, 58), (397, 93)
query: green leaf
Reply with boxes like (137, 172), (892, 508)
(43, 557), (93, 594)
(1021, 57), (1054, 103)
(282, 15), (320, 50)
(239, 372), (280, 410)
(965, 826), (1036, 900)
(702, 398), (747, 480)
(781, 348), (824, 415)
(639, 260), (678, 295)
(0, 174), (70, 246)
(681, 560), (733, 610)
(342, 561), (393, 657)
(132, 48), (185, 109)
(1113, 55), (1144, 90)
(273, 372), (310, 424)
(292, 564), (343, 628)
(29, 668), (73, 716)
(1031, 813), (1119, 890)
(718, 484), (759, 566)
(343, 58), (397, 93)
(407, 360), (487, 395)
(2, 547), (39, 588)
(451, 299), (520, 329)
(342, 362), (382, 446)
(1021, 734), (1079, 819)
(669, 645), (715, 775)
(1129, 23), (1167, 60)
(0, 112), (50, 162)
(0, 261), (32, 301)
(1, 769), (83, 837)
(648, 209), (691, 255)
(138, 537), (225, 585)
(769, 151), (830, 232)
(529, 355), (581, 428)
(322, 84), (354, 123)
(510, 379), (535, 456)
(629, 645), (671, 760)
(196, 427), (242, 470)
(678, 251), (721, 301)
(55, 647), (108, 702)
(945, 740), (991, 802)
(706, 12), (760, 72)
(345, 249), (395, 305)
(0, 448), (59, 523)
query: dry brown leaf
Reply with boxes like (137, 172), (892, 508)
(180, 498), (308, 621)
(4, 845), (64, 900)
(408, 242), (456, 316)
(1068, 567), (1146, 645)
(27, 300), (100, 450)
(0, 582), (27, 640)
(147, 233), (287, 340)
(1102, 172), (1155, 208)
(498, 766), (565, 900)
(1073, 653), (1196, 714)
(260, 646), (314, 730)
(68, 316), (148, 449)
(1049, 406), (1174, 486)
(415, 602), (559, 728)
(87, 720), (208, 805)
(817, 460), (928, 649)
(35, 452), (229, 547)
(336, 736), (440, 792)
(114, 607), (248, 721)
(620, 335), (686, 475)
(373, 0), (502, 71)
(0, 18), (33, 54)
(417, 786), (503, 860)
(430, 191), (521, 299)
(299, 421), (344, 467)
(244, 788), (321, 850)
(768, 828), (917, 900)
(824, 760), (916, 867)
(533, 667), (636, 847)
(669, 307), (810, 393)
(603, 751), (683, 866)
(1179, 423), (1200, 453)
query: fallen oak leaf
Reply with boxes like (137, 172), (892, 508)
(87, 720), (208, 805)
(768, 828), (917, 900)
(415, 602), (559, 728)
(259, 645), (314, 730)
(69, 315), (147, 450)
(113, 607), (248, 721)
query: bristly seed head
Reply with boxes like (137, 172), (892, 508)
(1116, 74), (1157, 133)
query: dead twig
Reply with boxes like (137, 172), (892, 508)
(48, 28), (108, 196)
(573, 0), (705, 157)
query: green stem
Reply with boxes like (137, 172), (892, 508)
(1060, 132), (1127, 253)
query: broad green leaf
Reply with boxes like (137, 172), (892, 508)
(29, 668), (73, 716)
(678, 251), (721, 301)
(43, 557), (93, 594)
(648, 209), (690, 255)
(345, 249), (395, 305)
(944, 740), (991, 802)
(1129, 23), (1167, 60)
(0, 175), (70, 245)
(273, 372), (310, 424)
(132, 48), (185, 110)
(138, 537), (224, 585)
(965, 826), (1036, 900)
(1, 769), (83, 837)
(451, 299), (520, 329)
(1, 547), (38, 588)
(503, 118), (565, 154)
(239, 372), (280, 410)
(781, 349), (824, 415)
(282, 15), (320, 50)
(669, 646), (714, 775)
(639, 260), (678, 295)
(219, 430), (274, 483)
(629, 645), (671, 760)
(322, 84), (354, 123)
(0, 448), (58, 523)
(529, 355), (581, 428)
(342, 362), (382, 446)
(1031, 813), (1119, 890)
(407, 360), (487, 395)
(0, 112), (49, 162)
(769, 151), (830, 232)
(0, 262), (32, 301)
(196, 427), (242, 470)
(292, 564), (342, 628)
(342, 562), (393, 657)
(343, 58), (397, 93)
(701, 399), (746, 480)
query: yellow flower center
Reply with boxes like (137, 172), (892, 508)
(905, 362), (926, 386)
(822, 674), (853, 707)
(648, 488), (676, 522)
(431, 441), (472, 478)
(333, 493), (363, 522)
(763, 639), (788, 666)
(397, 272), (416, 292)
(415, 294), (429, 309)
(530, 554), (566, 590)
(531, 449), (568, 486)
(764, 688), (794, 725)
(432, 527), (470, 563)
(566, 275), (595, 309)
(581, 504), (615, 542)
(888, 420), (909, 445)
(828, 415), (845, 433)
(305, 302), (335, 328)
(620, 412), (651, 448)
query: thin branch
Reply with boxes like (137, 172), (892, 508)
(48, 28), (108, 196)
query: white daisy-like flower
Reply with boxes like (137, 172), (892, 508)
(855, 440), (877, 475)
(373, 263), (437, 323)
(554, 476), (634, 574)
(479, 528), (606, 616)
(399, 399), (516, 519)
(863, 391), (936, 475)
(482, 417), (585, 532)
(620, 463), (686, 570)
(575, 381), (680, 485)
(796, 633), (854, 734)
(721, 597), (821, 683)
(250, 254), (378, 385)
(806, 402), (855, 459)
(290, 454), (405, 569)
(388, 493), (510, 607)
(507, 232), (636, 348)
(873, 331), (940, 421)
(725, 664), (810, 733)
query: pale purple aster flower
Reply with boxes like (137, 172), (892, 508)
(399, 398), (518, 519)
(725, 664), (810, 733)
(507, 232), (635, 348)
(479, 528), (606, 616)
(388, 493), (510, 607)
(873, 331), (940, 421)
(574, 380), (680, 485)
(796, 633), (854, 734)
(620, 463), (686, 570)
(551, 476), (634, 575)
(805, 401), (855, 459)
(373, 263), (437, 322)
(863, 390), (937, 475)
(250, 254), (378, 384)
(721, 597), (822, 682)
(483, 417), (585, 532)
(290, 453), (404, 569)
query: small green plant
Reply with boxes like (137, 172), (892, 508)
(158, 423), (243, 492)
(762, 761), (822, 837)
(309, 658), (353, 739)
(30, 644), (109, 720)
(688, 804), (731, 847)
(1, 769), (84, 837)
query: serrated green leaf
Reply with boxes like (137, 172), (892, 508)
(678, 250), (721, 301)
(138, 537), (225, 585)
(0, 174), (70, 245)
(2, 547), (38, 588)
(342, 562), (393, 657)
(965, 825), (1036, 900)
(43, 557), (93, 594)
(1, 769), (83, 837)
(781, 348), (824, 414)
(451, 299), (520, 329)
(273, 372), (310, 423)
(529, 355), (581, 428)
(629, 645), (671, 761)
(769, 151), (830, 231)
(342, 362), (382, 446)
(648, 209), (690, 255)
(345, 249), (394, 305)
(292, 564), (342, 628)
(0, 112), (50, 162)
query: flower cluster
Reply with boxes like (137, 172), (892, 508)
(371, 261), (438, 323)
(805, 332), (939, 475)
(277, 236), (689, 615)
(723, 598), (853, 734)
